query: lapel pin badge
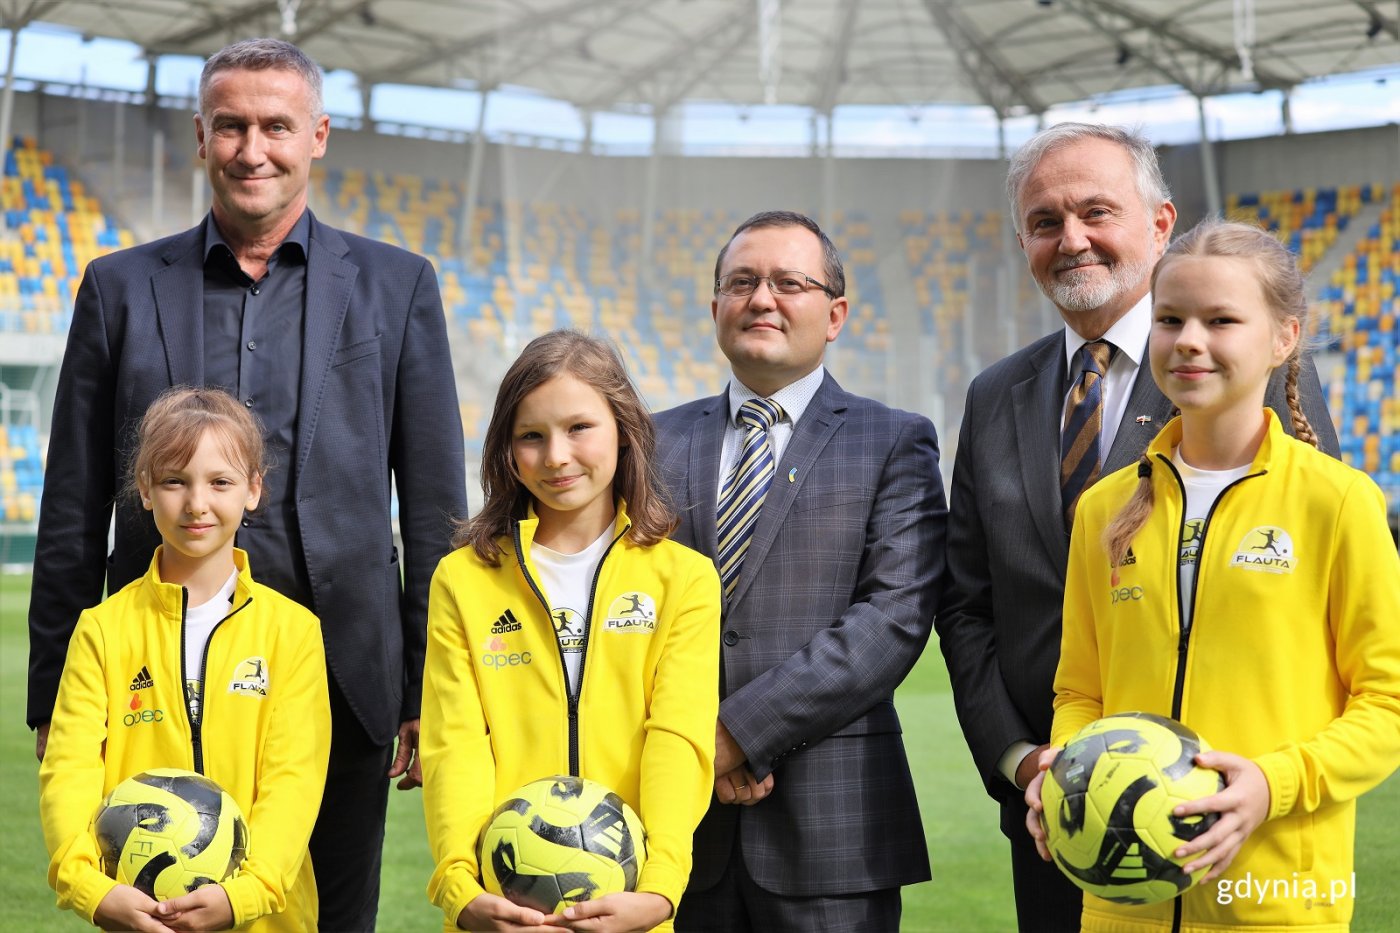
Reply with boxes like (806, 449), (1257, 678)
(1135, 415), (1153, 425)
(787, 467), (797, 483)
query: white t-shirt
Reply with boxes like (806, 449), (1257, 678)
(183, 570), (239, 724)
(531, 528), (614, 693)
(1173, 450), (1251, 632)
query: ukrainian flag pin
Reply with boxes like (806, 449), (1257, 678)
(787, 467), (797, 483)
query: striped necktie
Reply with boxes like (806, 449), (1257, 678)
(717, 397), (784, 597)
(1061, 340), (1113, 528)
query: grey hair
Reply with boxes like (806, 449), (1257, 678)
(198, 38), (324, 117)
(1005, 122), (1170, 233)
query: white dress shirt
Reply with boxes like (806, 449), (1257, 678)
(716, 365), (827, 500)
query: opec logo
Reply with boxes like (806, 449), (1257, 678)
(481, 634), (532, 669)
(122, 690), (165, 727)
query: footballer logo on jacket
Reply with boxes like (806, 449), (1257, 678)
(552, 607), (585, 656)
(604, 592), (657, 633)
(228, 656), (269, 697)
(1230, 526), (1296, 574)
(1178, 519), (1205, 567)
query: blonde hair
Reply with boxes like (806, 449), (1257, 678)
(128, 387), (267, 501)
(1103, 219), (1318, 570)
(456, 330), (677, 565)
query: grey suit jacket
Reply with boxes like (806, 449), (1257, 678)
(935, 331), (1338, 836)
(27, 212), (467, 746)
(654, 372), (947, 897)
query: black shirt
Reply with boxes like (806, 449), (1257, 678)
(202, 210), (313, 607)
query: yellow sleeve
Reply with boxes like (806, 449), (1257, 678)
(1052, 505), (1106, 747)
(221, 613), (332, 926)
(39, 611), (120, 923)
(1255, 477), (1400, 819)
(634, 553), (721, 911)
(421, 559), (498, 926)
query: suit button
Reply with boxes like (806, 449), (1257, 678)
(722, 630), (740, 647)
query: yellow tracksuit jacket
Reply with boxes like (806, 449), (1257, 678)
(1055, 412), (1400, 931)
(39, 548), (331, 931)
(420, 504), (720, 931)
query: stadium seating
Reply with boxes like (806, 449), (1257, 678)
(1310, 183), (1400, 512)
(0, 136), (134, 335)
(1, 422), (41, 523)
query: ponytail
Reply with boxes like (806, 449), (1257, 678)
(1103, 457), (1156, 578)
(1283, 355), (1320, 449)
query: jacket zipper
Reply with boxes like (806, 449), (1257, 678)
(1159, 454), (1265, 720)
(1157, 454), (1264, 933)
(513, 522), (629, 777)
(180, 592), (254, 775)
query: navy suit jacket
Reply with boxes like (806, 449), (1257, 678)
(27, 212), (467, 746)
(935, 331), (1339, 838)
(655, 373), (947, 897)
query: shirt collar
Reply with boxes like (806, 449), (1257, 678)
(202, 209), (311, 265)
(1062, 291), (1151, 371)
(726, 365), (826, 428)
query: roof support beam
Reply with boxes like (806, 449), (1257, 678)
(364, 0), (621, 86)
(921, 0), (1049, 115)
(810, 0), (860, 113)
(1070, 0), (1294, 90)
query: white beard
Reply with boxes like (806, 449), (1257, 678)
(1045, 253), (1153, 313)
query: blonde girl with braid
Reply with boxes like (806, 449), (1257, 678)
(1024, 219), (1400, 932)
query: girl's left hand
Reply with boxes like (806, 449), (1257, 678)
(153, 883), (235, 931)
(553, 892), (672, 932)
(1172, 751), (1271, 883)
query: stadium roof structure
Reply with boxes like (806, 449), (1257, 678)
(6, 0), (1399, 116)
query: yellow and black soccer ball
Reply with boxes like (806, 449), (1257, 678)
(94, 768), (249, 900)
(479, 775), (647, 914)
(1041, 712), (1224, 905)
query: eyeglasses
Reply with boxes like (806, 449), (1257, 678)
(716, 270), (836, 299)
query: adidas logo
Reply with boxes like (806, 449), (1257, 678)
(491, 609), (522, 634)
(129, 666), (154, 691)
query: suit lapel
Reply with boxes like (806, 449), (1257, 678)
(686, 395), (728, 562)
(1105, 357), (1173, 473)
(152, 228), (207, 387)
(294, 216), (358, 479)
(1013, 339), (1070, 562)
(726, 374), (845, 607)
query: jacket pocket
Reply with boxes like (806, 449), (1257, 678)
(332, 335), (381, 368)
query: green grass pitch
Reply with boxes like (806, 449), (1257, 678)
(3, 571), (1396, 930)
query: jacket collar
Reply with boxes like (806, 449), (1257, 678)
(513, 499), (633, 561)
(140, 547), (257, 617)
(1147, 408), (1286, 474)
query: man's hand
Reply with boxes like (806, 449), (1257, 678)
(1023, 745), (1061, 862)
(1014, 742), (1053, 791)
(713, 767), (774, 806)
(35, 722), (49, 762)
(154, 883), (234, 932)
(388, 718), (422, 790)
(93, 884), (176, 933)
(713, 720), (744, 776)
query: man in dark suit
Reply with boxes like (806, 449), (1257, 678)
(655, 211), (946, 932)
(26, 38), (466, 931)
(936, 123), (1338, 932)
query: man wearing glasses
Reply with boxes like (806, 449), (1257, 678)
(655, 210), (947, 931)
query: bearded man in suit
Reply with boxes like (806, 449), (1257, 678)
(936, 122), (1337, 932)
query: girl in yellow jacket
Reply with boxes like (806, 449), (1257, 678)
(1026, 219), (1400, 931)
(421, 330), (721, 933)
(39, 387), (331, 933)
